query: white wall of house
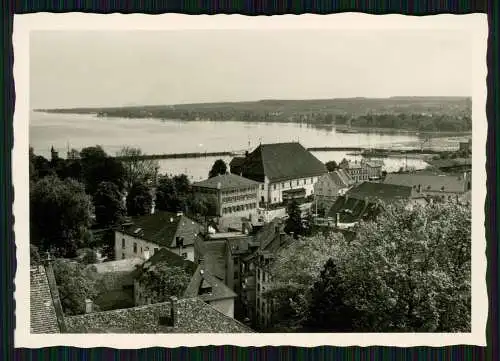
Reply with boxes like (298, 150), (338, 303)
(208, 298), (235, 319)
(115, 231), (194, 262)
(259, 176), (320, 204)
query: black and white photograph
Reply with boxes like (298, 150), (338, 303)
(14, 13), (487, 347)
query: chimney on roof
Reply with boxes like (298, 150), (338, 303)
(169, 296), (178, 327)
(198, 256), (205, 270)
(335, 213), (340, 227)
(85, 299), (93, 314)
(143, 248), (151, 260)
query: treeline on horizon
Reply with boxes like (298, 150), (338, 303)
(36, 96), (472, 133)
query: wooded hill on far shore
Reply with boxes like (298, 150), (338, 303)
(36, 96), (472, 133)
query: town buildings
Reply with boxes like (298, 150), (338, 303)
(338, 159), (383, 183)
(31, 254), (252, 333)
(114, 211), (203, 262)
(383, 172), (471, 200)
(231, 142), (327, 205)
(192, 173), (260, 219)
(325, 181), (427, 228)
(313, 169), (355, 211)
(241, 219), (293, 329)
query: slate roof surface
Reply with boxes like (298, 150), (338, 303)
(383, 173), (467, 193)
(192, 173), (260, 190)
(241, 142), (326, 182)
(327, 196), (382, 223)
(346, 182), (416, 202)
(30, 266), (61, 333)
(327, 170), (355, 187)
(120, 211), (202, 248)
(183, 265), (237, 302)
(64, 297), (253, 333)
(195, 239), (227, 280)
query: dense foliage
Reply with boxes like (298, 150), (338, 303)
(266, 201), (471, 332)
(126, 182), (153, 216)
(284, 200), (304, 237)
(93, 181), (126, 228)
(208, 159), (228, 178)
(52, 259), (99, 315)
(137, 264), (192, 303)
(30, 176), (94, 258)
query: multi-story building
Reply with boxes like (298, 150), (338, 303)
(241, 219), (293, 329)
(383, 172), (471, 201)
(326, 181), (427, 229)
(232, 142), (327, 205)
(338, 159), (383, 183)
(114, 211), (203, 262)
(313, 169), (355, 210)
(192, 173), (260, 219)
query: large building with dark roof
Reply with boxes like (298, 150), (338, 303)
(192, 173), (260, 219)
(114, 211), (203, 262)
(383, 172), (471, 200)
(231, 142), (327, 205)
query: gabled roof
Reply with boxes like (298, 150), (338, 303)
(346, 182), (417, 202)
(383, 173), (467, 193)
(229, 157), (246, 167)
(327, 196), (382, 223)
(241, 142), (326, 182)
(30, 265), (62, 333)
(119, 211), (202, 248)
(183, 265), (237, 302)
(64, 297), (253, 333)
(192, 173), (259, 190)
(135, 248), (197, 279)
(195, 238), (227, 280)
(320, 170), (355, 188)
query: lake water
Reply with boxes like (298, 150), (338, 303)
(30, 111), (469, 182)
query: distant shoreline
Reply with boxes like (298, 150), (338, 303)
(33, 109), (472, 137)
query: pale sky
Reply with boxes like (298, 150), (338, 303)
(30, 29), (473, 109)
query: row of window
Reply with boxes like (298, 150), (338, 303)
(222, 187), (257, 195)
(222, 194), (257, 203)
(268, 177), (317, 191)
(122, 239), (187, 259)
(222, 203), (257, 214)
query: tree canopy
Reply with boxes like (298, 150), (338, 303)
(137, 264), (192, 303)
(126, 182), (153, 216)
(93, 181), (126, 228)
(325, 160), (338, 172)
(80, 145), (126, 195)
(30, 176), (94, 257)
(208, 159), (227, 178)
(284, 200), (304, 237)
(52, 259), (99, 315)
(116, 146), (159, 191)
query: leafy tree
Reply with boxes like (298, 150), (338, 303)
(264, 233), (344, 330)
(80, 248), (98, 265)
(126, 182), (153, 216)
(284, 200), (304, 237)
(137, 264), (192, 303)
(94, 181), (126, 228)
(52, 259), (99, 315)
(208, 159), (227, 178)
(304, 259), (359, 332)
(325, 160), (338, 172)
(330, 201), (471, 332)
(80, 145), (126, 195)
(117, 147), (160, 191)
(30, 176), (94, 258)
(155, 174), (194, 213)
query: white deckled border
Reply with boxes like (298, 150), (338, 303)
(13, 12), (488, 348)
